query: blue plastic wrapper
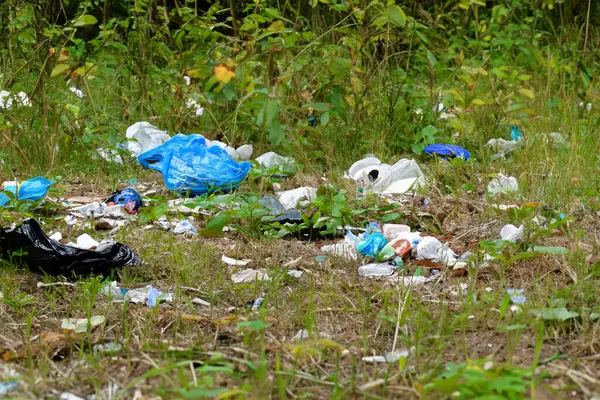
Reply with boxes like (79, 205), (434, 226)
(0, 177), (54, 206)
(106, 187), (142, 214)
(146, 287), (161, 307)
(357, 232), (388, 257)
(423, 144), (471, 160)
(138, 134), (251, 196)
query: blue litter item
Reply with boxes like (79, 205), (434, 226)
(106, 187), (142, 213)
(357, 232), (388, 257)
(0, 193), (11, 207)
(423, 144), (471, 160)
(307, 115), (317, 127)
(0, 381), (19, 396)
(510, 125), (523, 141)
(146, 287), (161, 307)
(2, 176), (54, 204)
(506, 288), (526, 305)
(138, 134), (251, 196)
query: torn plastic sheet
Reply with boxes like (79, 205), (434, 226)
(347, 156), (425, 194)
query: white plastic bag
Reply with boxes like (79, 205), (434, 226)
(125, 122), (171, 157)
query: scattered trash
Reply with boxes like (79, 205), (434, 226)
(96, 148), (124, 164)
(362, 349), (409, 363)
(549, 132), (568, 148)
(287, 269), (304, 278)
(185, 96), (205, 117)
(0, 177), (54, 206)
(0, 381), (19, 396)
(246, 297), (264, 311)
(173, 220), (198, 235)
(59, 392), (85, 400)
(485, 138), (523, 157)
(423, 144), (470, 160)
(231, 268), (271, 283)
(415, 236), (457, 266)
(49, 231), (63, 241)
(102, 282), (173, 305)
(204, 139), (253, 162)
(106, 188), (142, 214)
(192, 297), (211, 307)
(255, 152), (296, 174)
(125, 121), (171, 157)
(276, 187), (317, 210)
(258, 195), (303, 224)
(500, 224), (524, 242)
(347, 156), (425, 194)
(221, 255), (251, 266)
(69, 202), (133, 219)
(61, 315), (106, 333)
(357, 231), (388, 258)
(320, 240), (358, 261)
(315, 255), (327, 263)
(0, 219), (139, 276)
(382, 224), (411, 240)
(68, 233), (100, 250)
(93, 342), (123, 354)
(0, 90), (31, 108)
(358, 263), (396, 277)
(510, 125), (524, 141)
(389, 275), (437, 285)
(69, 87), (84, 98)
(487, 174), (518, 197)
(388, 238), (412, 257)
(506, 289), (526, 305)
(292, 329), (310, 343)
(578, 102), (593, 112)
(138, 134), (251, 196)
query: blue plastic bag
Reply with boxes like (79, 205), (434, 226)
(423, 144), (470, 160)
(138, 134), (251, 196)
(357, 232), (388, 257)
(106, 187), (142, 214)
(0, 177), (54, 206)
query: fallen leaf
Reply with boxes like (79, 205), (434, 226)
(214, 65), (235, 83)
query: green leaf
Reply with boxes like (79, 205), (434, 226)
(530, 307), (579, 321)
(304, 102), (330, 112)
(426, 50), (438, 67)
(532, 246), (568, 255)
(180, 388), (229, 398)
(387, 5), (406, 27)
(518, 88), (535, 99)
(380, 212), (402, 222)
(237, 320), (271, 331)
(267, 120), (284, 146)
(151, 203), (168, 220)
(320, 111), (329, 126)
(204, 212), (230, 236)
(50, 64), (70, 78)
(74, 14), (98, 26)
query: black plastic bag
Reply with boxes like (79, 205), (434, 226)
(0, 219), (139, 276)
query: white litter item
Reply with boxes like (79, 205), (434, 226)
(390, 275), (436, 285)
(69, 202), (131, 219)
(292, 329), (310, 343)
(185, 97), (204, 117)
(69, 87), (84, 98)
(416, 237), (458, 266)
(287, 270), (303, 278)
(125, 122), (171, 157)
(276, 187), (317, 210)
(49, 232), (62, 241)
(382, 224), (411, 240)
(235, 144), (253, 161)
(487, 174), (518, 197)
(65, 215), (77, 226)
(348, 156), (425, 194)
(192, 297), (211, 307)
(231, 268), (271, 283)
(358, 263), (396, 277)
(485, 138), (523, 157)
(93, 342), (123, 354)
(549, 132), (568, 148)
(61, 316), (105, 333)
(173, 220), (197, 234)
(321, 241), (358, 261)
(500, 224), (524, 242)
(255, 151), (295, 171)
(362, 349), (409, 363)
(96, 148), (123, 164)
(69, 234), (100, 250)
(0, 90), (31, 108)
(221, 255), (251, 266)
(184, 76), (191, 86)
(59, 393), (85, 400)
